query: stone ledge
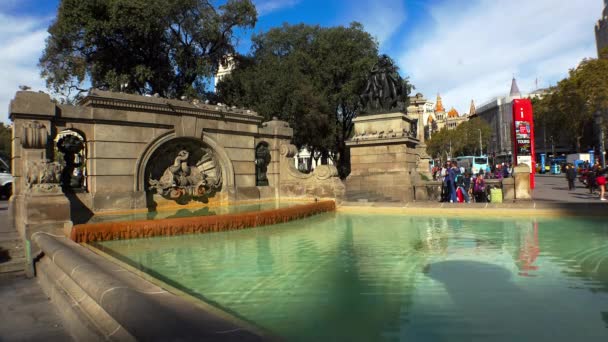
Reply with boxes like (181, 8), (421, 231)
(338, 202), (608, 217)
(32, 232), (272, 341)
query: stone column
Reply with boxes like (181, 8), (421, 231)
(9, 92), (72, 277)
(513, 164), (532, 200)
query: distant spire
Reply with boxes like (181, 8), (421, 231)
(510, 77), (521, 97)
(468, 99), (476, 116)
(435, 93), (445, 112)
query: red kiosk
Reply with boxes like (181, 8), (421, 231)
(512, 99), (536, 189)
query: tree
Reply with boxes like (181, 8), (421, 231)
(39, 0), (257, 102)
(0, 123), (11, 162)
(533, 58), (608, 152)
(426, 118), (491, 161)
(217, 22), (409, 178)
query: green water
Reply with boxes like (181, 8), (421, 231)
(87, 201), (297, 223)
(96, 213), (608, 341)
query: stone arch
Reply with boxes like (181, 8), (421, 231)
(134, 131), (235, 196)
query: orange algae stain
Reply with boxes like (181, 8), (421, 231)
(71, 201), (336, 243)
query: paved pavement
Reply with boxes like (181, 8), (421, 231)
(0, 199), (73, 342)
(533, 173), (606, 203)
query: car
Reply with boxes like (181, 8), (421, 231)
(0, 158), (13, 200)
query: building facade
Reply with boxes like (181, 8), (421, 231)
(408, 93), (469, 140)
(472, 78), (524, 161)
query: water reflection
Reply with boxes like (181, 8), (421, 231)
(87, 201), (295, 223)
(98, 213), (608, 341)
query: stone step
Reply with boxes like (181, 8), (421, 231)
(0, 257), (26, 274)
(345, 190), (400, 202)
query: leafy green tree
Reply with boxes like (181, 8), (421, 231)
(217, 23), (409, 177)
(533, 58), (608, 152)
(0, 123), (11, 163)
(39, 0), (257, 102)
(426, 118), (491, 160)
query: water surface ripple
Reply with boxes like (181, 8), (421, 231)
(98, 213), (608, 341)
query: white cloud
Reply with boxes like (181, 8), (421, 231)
(399, 0), (602, 114)
(255, 0), (301, 16)
(0, 13), (50, 123)
(345, 0), (407, 46)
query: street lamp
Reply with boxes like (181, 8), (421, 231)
(594, 110), (606, 168)
(477, 129), (483, 157)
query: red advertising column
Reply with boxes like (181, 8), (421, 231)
(512, 99), (536, 189)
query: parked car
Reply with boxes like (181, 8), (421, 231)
(0, 158), (12, 199)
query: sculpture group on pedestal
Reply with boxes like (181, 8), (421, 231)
(149, 149), (222, 201)
(360, 55), (410, 114)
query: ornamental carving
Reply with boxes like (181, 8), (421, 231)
(22, 121), (48, 149)
(149, 148), (222, 201)
(25, 160), (62, 193)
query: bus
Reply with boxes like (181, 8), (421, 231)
(455, 155), (489, 175)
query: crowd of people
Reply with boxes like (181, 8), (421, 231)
(565, 161), (607, 201)
(431, 161), (512, 203)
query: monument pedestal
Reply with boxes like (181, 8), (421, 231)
(345, 112), (423, 202)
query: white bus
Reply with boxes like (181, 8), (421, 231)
(455, 155), (489, 175)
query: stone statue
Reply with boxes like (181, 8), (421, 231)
(149, 149), (222, 200)
(360, 55), (407, 114)
(57, 134), (85, 189)
(255, 143), (271, 186)
(411, 118), (418, 138)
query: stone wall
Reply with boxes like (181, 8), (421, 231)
(9, 90), (343, 273)
(9, 90), (294, 214)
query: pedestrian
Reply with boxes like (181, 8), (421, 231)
(440, 162), (450, 202)
(456, 171), (471, 203)
(448, 161), (459, 203)
(589, 162), (600, 194)
(565, 164), (577, 191)
(473, 173), (486, 202)
(502, 163), (510, 178)
(597, 165), (607, 201)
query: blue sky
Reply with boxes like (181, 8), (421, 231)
(0, 0), (602, 123)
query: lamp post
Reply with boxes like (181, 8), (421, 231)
(477, 129), (483, 157)
(594, 110), (606, 168)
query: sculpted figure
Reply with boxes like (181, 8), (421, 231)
(25, 160), (62, 189)
(149, 148), (221, 200)
(360, 55), (407, 114)
(255, 144), (271, 186)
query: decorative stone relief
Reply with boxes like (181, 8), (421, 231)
(280, 143), (339, 180)
(149, 148), (222, 201)
(22, 121), (48, 149)
(25, 160), (62, 193)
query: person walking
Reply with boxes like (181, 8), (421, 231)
(597, 165), (607, 201)
(448, 161), (459, 203)
(589, 162), (600, 194)
(565, 164), (577, 191)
